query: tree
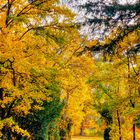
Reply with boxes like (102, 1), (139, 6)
(88, 28), (140, 139)
(66, 0), (140, 139)
(58, 50), (95, 139)
(68, 0), (140, 39)
(0, 0), (82, 139)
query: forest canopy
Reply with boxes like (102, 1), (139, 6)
(0, 0), (140, 140)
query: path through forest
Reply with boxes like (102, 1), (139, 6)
(72, 136), (103, 140)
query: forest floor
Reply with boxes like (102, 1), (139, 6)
(72, 136), (103, 140)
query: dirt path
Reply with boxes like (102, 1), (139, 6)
(72, 136), (103, 140)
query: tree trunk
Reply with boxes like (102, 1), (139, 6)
(104, 127), (111, 140)
(116, 110), (122, 140)
(127, 55), (136, 140)
(133, 123), (136, 140)
(131, 101), (135, 140)
(80, 121), (84, 136)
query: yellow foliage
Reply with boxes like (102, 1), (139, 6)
(0, 0), (82, 138)
(0, 117), (30, 138)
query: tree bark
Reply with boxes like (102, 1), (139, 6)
(116, 110), (122, 140)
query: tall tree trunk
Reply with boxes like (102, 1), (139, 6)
(116, 110), (122, 140)
(127, 55), (136, 140)
(133, 123), (136, 140)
